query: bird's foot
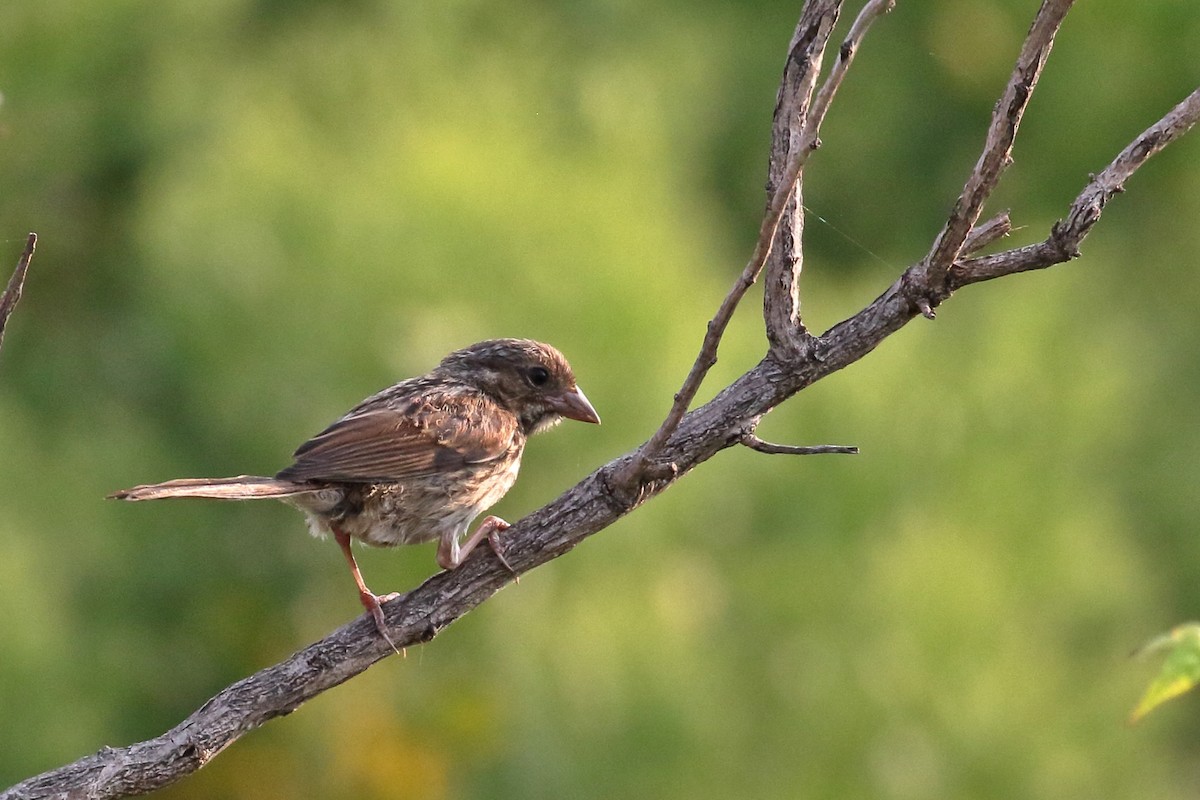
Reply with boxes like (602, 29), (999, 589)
(437, 515), (518, 580)
(359, 590), (404, 655)
(483, 518), (517, 579)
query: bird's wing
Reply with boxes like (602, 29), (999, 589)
(276, 394), (518, 483)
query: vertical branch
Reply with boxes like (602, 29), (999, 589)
(914, 0), (1074, 312)
(635, 0), (896, 477)
(627, 1), (842, 476)
(0, 233), (38, 356)
(760, 4), (842, 353)
(764, 0), (896, 355)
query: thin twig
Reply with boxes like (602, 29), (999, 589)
(0, 233), (37, 355)
(962, 212), (1012, 255)
(916, 0), (1073, 299)
(951, 85), (1200, 287)
(740, 434), (859, 456)
(626, 2), (842, 479)
(641, 0), (896, 475)
(803, 0), (895, 152)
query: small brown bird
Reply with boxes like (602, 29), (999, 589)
(111, 339), (599, 644)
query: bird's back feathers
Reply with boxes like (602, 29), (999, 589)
(275, 383), (520, 483)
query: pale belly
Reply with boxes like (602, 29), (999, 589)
(283, 456), (522, 549)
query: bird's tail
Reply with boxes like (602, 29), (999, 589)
(108, 475), (312, 502)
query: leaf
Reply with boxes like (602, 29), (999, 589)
(1130, 623), (1200, 724)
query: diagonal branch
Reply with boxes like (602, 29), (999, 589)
(625, 1), (842, 479)
(0, 233), (37, 356)
(913, 0), (1074, 313)
(638, 0), (896, 477)
(950, 85), (1200, 287)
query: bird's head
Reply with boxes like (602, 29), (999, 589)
(437, 338), (600, 434)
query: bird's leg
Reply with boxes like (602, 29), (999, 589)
(437, 515), (515, 575)
(333, 525), (401, 653)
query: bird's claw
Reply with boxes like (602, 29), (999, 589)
(361, 590), (403, 655)
(487, 528), (517, 577)
(481, 518), (518, 581)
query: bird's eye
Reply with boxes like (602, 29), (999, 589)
(527, 366), (551, 387)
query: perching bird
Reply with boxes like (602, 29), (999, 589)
(111, 338), (600, 644)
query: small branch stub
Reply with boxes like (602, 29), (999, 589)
(962, 212), (1012, 255)
(740, 433), (859, 456)
(916, 296), (936, 320)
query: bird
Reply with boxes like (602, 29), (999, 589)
(110, 338), (600, 647)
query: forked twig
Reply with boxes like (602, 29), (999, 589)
(952, 86), (1200, 287)
(637, 0), (895, 476)
(803, 0), (895, 151)
(916, 0), (1074, 299)
(764, 0), (898, 351)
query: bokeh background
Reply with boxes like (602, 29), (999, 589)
(2, 1), (1199, 797)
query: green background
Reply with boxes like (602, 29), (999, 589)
(2, 1), (1199, 797)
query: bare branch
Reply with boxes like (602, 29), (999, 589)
(0, 583), (443, 799)
(740, 434), (859, 456)
(640, 0), (896, 477)
(628, 1), (842, 478)
(804, 0), (896, 148)
(764, 0), (896, 354)
(0, 233), (37, 356)
(916, 0), (1073, 303)
(962, 212), (1012, 255)
(951, 85), (1200, 287)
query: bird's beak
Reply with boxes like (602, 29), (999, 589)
(553, 386), (601, 425)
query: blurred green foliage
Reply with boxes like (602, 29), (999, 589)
(1132, 624), (1200, 724)
(1, 0), (1199, 797)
